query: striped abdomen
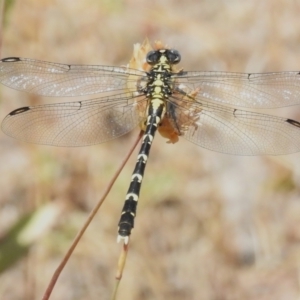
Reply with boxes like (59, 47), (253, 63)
(117, 101), (165, 243)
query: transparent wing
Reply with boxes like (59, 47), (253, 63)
(175, 71), (300, 108)
(0, 57), (145, 96)
(1, 93), (146, 146)
(168, 96), (300, 155)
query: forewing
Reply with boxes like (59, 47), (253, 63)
(0, 57), (145, 96)
(1, 94), (146, 146)
(175, 71), (300, 108)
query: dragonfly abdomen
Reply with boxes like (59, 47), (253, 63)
(117, 100), (165, 242)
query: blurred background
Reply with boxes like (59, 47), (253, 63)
(1, 0), (300, 299)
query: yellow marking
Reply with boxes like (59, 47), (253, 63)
(151, 99), (164, 110)
(153, 79), (163, 86)
(146, 116), (151, 125)
(159, 56), (167, 64)
(120, 211), (135, 216)
(137, 154), (148, 162)
(142, 133), (153, 144)
(155, 116), (161, 124)
(150, 93), (164, 100)
(146, 115), (161, 126)
(150, 83), (164, 92)
(132, 173), (143, 182)
(154, 87), (162, 94)
(126, 193), (138, 201)
(145, 134), (153, 143)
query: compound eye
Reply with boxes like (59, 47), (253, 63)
(146, 50), (160, 65)
(166, 49), (181, 64)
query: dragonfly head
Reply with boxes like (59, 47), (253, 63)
(146, 49), (181, 65)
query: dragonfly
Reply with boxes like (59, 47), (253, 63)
(1, 42), (300, 243)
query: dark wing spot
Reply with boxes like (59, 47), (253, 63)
(286, 118), (300, 128)
(9, 106), (30, 115)
(1, 57), (21, 62)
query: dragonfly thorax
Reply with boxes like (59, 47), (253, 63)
(144, 49), (179, 101)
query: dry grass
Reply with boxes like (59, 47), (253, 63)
(1, 0), (300, 299)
